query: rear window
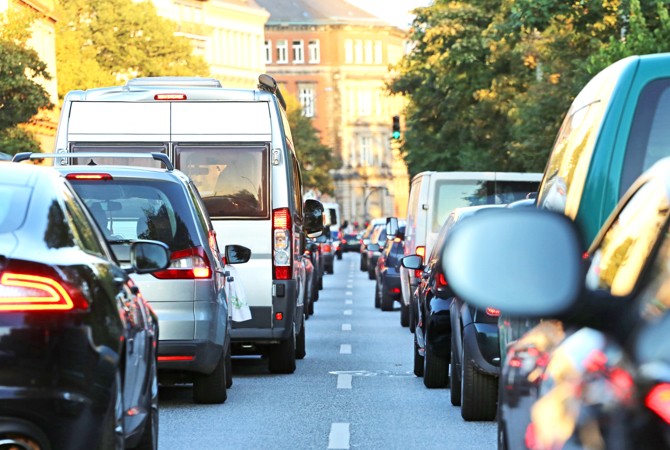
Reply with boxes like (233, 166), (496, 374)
(176, 145), (269, 219)
(0, 185), (30, 233)
(69, 179), (201, 260)
(432, 179), (540, 232)
(69, 144), (166, 168)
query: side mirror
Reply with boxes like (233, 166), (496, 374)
(386, 217), (399, 238)
(130, 240), (170, 274)
(225, 244), (252, 264)
(367, 243), (380, 252)
(304, 199), (324, 238)
(401, 255), (423, 270)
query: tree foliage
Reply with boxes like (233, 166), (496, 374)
(391, 0), (670, 176)
(285, 95), (339, 195)
(56, 0), (210, 99)
(0, 10), (53, 155)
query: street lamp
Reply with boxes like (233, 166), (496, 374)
(363, 186), (387, 223)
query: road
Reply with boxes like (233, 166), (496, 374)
(158, 252), (496, 449)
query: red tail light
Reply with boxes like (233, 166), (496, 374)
(436, 272), (448, 288)
(158, 355), (194, 362)
(486, 307), (500, 317)
(273, 208), (292, 280)
(152, 246), (212, 279)
(509, 358), (522, 368)
(414, 246), (426, 278)
(322, 244), (332, 253)
(65, 173), (113, 181)
(0, 261), (89, 312)
(154, 94), (187, 101)
(646, 383), (670, 424)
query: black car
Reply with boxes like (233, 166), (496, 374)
(340, 232), (361, 253)
(0, 163), (169, 449)
(441, 157), (670, 448)
(373, 226), (405, 316)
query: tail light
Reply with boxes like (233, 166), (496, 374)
(414, 246), (426, 278)
(322, 243), (332, 253)
(485, 307), (500, 317)
(646, 384), (670, 424)
(153, 246), (212, 279)
(65, 173), (113, 181)
(436, 272), (448, 288)
(0, 260), (89, 311)
(273, 208), (291, 280)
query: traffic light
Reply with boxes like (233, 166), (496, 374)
(392, 115), (401, 140)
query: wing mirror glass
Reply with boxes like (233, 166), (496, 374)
(225, 244), (252, 264)
(304, 199), (324, 238)
(386, 217), (399, 238)
(130, 241), (170, 274)
(401, 255), (423, 270)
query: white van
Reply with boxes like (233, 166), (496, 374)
(53, 75), (323, 374)
(399, 171), (542, 329)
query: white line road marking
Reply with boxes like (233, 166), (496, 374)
(345, 291), (352, 296)
(345, 300), (353, 305)
(343, 309), (352, 315)
(346, 284), (353, 288)
(328, 423), (350, 449)
(340, 344), (352, 354)
(342, 323), (351, 331)
(337, 374), (352, 389)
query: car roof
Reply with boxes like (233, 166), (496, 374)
(55, 164), (192, 184)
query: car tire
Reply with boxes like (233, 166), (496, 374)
(450, 332), (461, 406)
(409, 300), (416, 334)
(296, 317), (306, 360)
(400, 303), (409, 327)
(337, 252), (342, 260)
(318, 274), (323, 291)
(380, 289), (394, 311)
(360, 256), (366, 272)
(460, 339), (497, 421)
(367, 267), (375, 280)
(413, 333), (424, 377)
(423, 330), (449, 388)
(497, 381), (508, 450)
(327, 265), (334, 275)
(269, 327), (297, 374)
(101, 369), (124, 450)
(374, 283), (381, 308)
(136, 358), (158, 450)
(193, 350), (227, 404)
(225, 344), (233, 389)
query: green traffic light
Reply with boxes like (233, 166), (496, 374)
(392, 131), (401, 139)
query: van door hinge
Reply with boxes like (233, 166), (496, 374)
(422, 204), (428, 210)
(272, 148), (281, 166)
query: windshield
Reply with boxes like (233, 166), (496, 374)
(176, 145), (269, 219)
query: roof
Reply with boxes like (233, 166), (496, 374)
(255, 0), (391, 27)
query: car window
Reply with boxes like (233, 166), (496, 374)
(70, 144), (166, 168)
(0, 184), (30, 233)
(585, 179), (670, 296)
(406, 178), (422, 238)
(176, 145), (269, 219)
(61, 182), (107, 257)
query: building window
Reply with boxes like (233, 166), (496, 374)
(364, 40), (373, 64)
(374, 41), (383, 64)
(308, 40), (320, 63)
(276, 40), (288, 64)
(264, 40), (272, 64)
(354, 40), (363, 64)
(298, 84), (316, 118)
(292, 40), (304, 63)
(360, 136), (373, 166)
(358, 91), (372, 116)
(345, 39), (353, 64)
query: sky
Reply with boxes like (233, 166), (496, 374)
(345, 0), (433, 29)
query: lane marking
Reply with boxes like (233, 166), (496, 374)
(345, 300), (353, 305)
(346, 284), (353, 288)
(342, 323), (351, 331)
(340, 344), (352, 354)
(328, 423), (350, 449)
(343, 309), (352, 316)
(345, 291), (352, 296)
(337, 374), (352, 389)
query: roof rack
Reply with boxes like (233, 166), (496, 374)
(126, 77), (222, 88)
(12, 152), (174, 171)
(258, 74), (287, 110)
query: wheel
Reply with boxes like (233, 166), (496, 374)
(308, 297), (315, 316)
(360, 256), (366, 272)
(336, 252), (342, 260)
(225, 344), (233, 389)
(318, 274), (323, 290)
(409, 299), (416, 334)
(460, 339), (498, 420)
(423, 328), (449, 388)
(136, 358), (158, 450)
(193, 350), (227, 404)
(400, 303), (409, 327)
(296, 316), (306, 360)
(450, 332), (461, 406)
(374, 283), (381, 308)
(497, 381), (508, 450)
(380, 288), (394, 311)
(413, 333), (424, 377)
(269, 326), (297, 374)
(101, 369), (124, 450)
(327, 265), (334, 275)
(368, 267), (375, 280)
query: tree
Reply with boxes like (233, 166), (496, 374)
(284, 95), (339, 195)
(56, 0), (210, 99)
(0, 11), (53, 155)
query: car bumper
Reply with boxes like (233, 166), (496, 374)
(382, 274), (402, 299)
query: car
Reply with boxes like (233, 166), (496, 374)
(373, 225), (406, 317)
(494, 52), (670, 449)
(53, 74), (325, 375)
(319, 231), (336, 275)
(359, 218), (386, 272)
(440, 156), (670, 448)
(0, 162), (170, 449)
(340, 232), (361, 252)
(366, 224), (388, 280)
(301, 252), (316, 318)
(403, 204), (503, 390)
(40, 152), (253, 404)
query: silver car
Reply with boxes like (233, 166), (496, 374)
(57, 157), (250, 404)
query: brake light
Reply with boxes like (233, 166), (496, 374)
(65, 173), (113, 181)
(436, 272), (448, 288)
(646, 384), (670, 424)
(322, 244), (332, 253)
(154, 94), (187, 101)
(152, 247), (212, 279)
(486, 307), (500, 317)
(394, 237), (402, 243)
(414, 246), (426, 278)
(273, 208), (292, 280)
(158, 355), (194, 362)
(509, 358), (522, 368)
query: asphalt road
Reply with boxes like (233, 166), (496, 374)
(158, 252), (496, 449)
